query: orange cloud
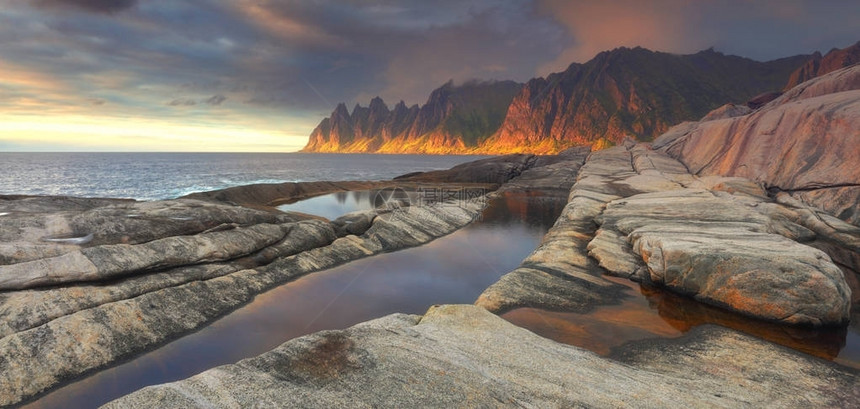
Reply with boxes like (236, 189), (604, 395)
(536, 0), (706, 75)
(233, 0), (342, 47)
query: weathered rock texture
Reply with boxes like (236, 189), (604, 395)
(656, 65), (860, 226)
(0, 185), (486, 407)
(476, 147), (633, 314)
(104, 305), (860, 409)
(480, 144), (854, 326)
(595, 189), (851, 325)
(184, 180), (387, 208)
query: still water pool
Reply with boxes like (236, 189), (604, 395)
(25, 191), (564, 408)
(24, 190), (860, 408)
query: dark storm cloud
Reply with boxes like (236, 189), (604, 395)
(536, 0), (860, 73)
(167, 99), (197, 107)
(204, 94), (227, 106)
(0, 0), (857, 147)
(33, 0), (137, 14)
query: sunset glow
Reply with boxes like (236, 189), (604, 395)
(0, 0), (857, 152)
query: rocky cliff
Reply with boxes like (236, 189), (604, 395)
(655, 65), (860, 227)
(784, 41), (860, 90)
(303, 47), (809, 154)
(301, 80), (521, 154)
(483, 47), (808, 153)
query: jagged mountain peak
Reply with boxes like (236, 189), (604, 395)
(785, 41), (860, 89)
(303, 45), (823, 154)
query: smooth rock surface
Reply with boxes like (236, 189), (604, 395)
(104, 304), (860, 409)
(482, 143), (854, 327)
(0, 192), (485, 407)
(659, 65), (860, 226)
(595, 189), (851, 325)
(477, 147), (635, 314)
(394, 153), (536, 185)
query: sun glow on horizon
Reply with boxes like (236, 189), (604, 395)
(0, 115), (310, 152)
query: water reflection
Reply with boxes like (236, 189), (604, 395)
(24, 191), (563, 409)
(276, 189), (421, 220)
(503, 274), (857, 367)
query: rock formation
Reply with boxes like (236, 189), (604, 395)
(104, 131), (860, 407)
(784, 41), (860, 90)
(303, 47), (810, 154)
(5, 59), (860, 405)
(104, 305), (860, 409)
(0, 183), (488, 407)
(479, 144), (855, 326)
(655, 65), (860, 226)
(301, 80), (521, 153)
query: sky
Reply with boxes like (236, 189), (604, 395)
(0, 0), (857, 152)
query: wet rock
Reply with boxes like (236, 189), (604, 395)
(594, 189), (851, 326)
(476, 147), (635, 314)
(331, 210), (376, 237)
(394, 154), (536, 185)
(0, 200), (484, 407)
(104, 305), (860, 409)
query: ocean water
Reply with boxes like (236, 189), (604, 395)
(0, 153), (489, 201)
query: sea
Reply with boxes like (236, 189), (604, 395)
(0, 152), (489, 201)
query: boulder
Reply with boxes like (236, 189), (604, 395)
(331, 210), (376, 237)
(593, 189), (851, 326)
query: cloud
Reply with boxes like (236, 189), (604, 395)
(536, 0), (692, 74)
(204, 94), (227, 106)
(167, 99), (197, 107)
(536, 0), (860, 74)
(1, 0), (858, 152)
(33, 0), (137, 14)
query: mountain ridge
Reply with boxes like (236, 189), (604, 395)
(301, 45), (837, 154)
(302, 80), (521, 154)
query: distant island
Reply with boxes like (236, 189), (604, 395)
(303, 42), (859, 154)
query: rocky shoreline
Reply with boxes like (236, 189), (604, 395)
(1, 66), (858, 407)
(0, 184), (487, 407)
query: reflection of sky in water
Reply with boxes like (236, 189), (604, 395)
(277, 189), (440, 220)
(26, 192), (563, 409)
(277, 190), (374, 219)
(25, 190), (860, 409)
(504, 273), (860, 369)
